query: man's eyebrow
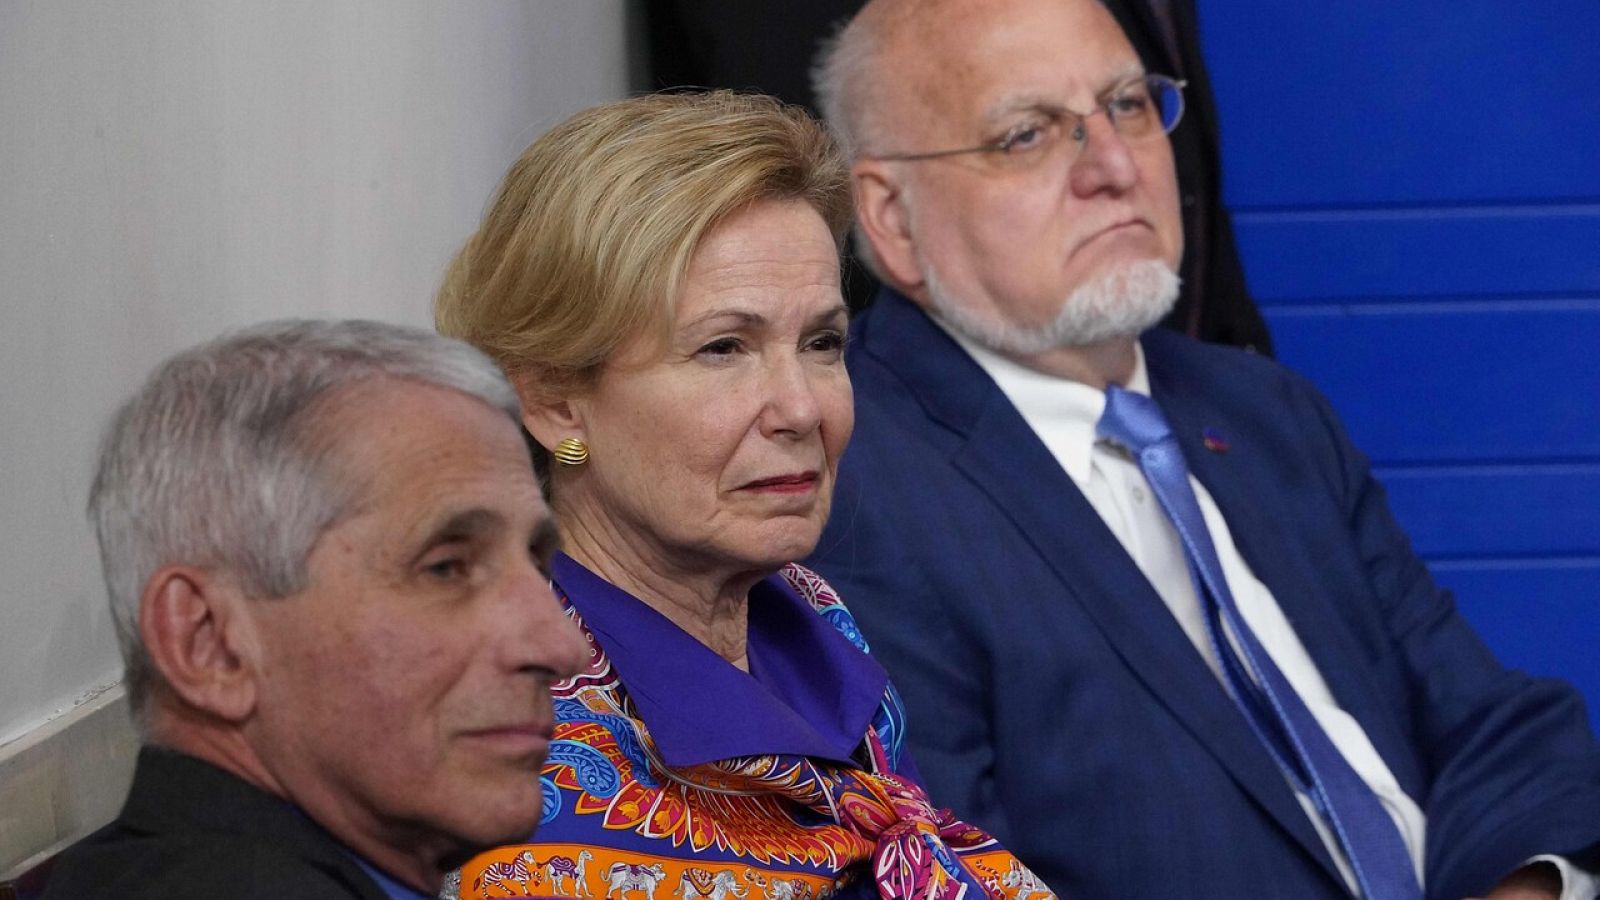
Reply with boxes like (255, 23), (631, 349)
(982, 65), (1151, 126)
(981, 95), (1063, 129)
(1099, 64), (1148, 97)
(419, 508), (504, 547)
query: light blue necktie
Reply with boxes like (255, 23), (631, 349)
(1098, 384), (1421, 900)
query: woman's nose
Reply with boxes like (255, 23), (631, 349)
(760, 355), (823, 438)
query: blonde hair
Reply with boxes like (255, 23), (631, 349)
(436, 90), (851, 397)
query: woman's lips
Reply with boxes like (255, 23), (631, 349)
(740, 471), (819, 494)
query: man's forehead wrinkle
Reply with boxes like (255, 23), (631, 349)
(862, 0), (982, 140)
(981, 61), (1145, 124)
(888, 0), (1145, 107)
(885, 0), (1051, 133)
(430, 508), (504, 542)
(861, 0), (956, 51)
(314, 380), (458, 491)
(982, 93), (1059, 124)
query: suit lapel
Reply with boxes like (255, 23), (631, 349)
(859, 293), (1342, 882)
(1157, 371), (1426, 803)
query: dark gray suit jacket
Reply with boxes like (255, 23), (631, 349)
(43, 747), (390, 900)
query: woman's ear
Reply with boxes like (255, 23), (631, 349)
(513, 374), (585, 456)
(138, 566), (260, 724)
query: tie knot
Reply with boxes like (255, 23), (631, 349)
(1097, 384), (1174, 454)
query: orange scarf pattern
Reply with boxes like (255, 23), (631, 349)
(458, 565), (1057, 900)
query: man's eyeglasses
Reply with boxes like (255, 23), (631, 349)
(868, 74), (1186, 167)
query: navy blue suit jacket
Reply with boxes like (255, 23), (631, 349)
(808, 288), (1600, 899)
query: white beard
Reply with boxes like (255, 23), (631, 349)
(923, 258), (1181, 355)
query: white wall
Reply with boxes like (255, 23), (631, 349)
(0, 0), (630, 868)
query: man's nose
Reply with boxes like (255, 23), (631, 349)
(1068, 112), (1140, 196)
(504, 569), (588, 680)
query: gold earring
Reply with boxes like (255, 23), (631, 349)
(552, 437), (589, 466)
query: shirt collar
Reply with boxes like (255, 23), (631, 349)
(551, 553), (888, 769)
(934, 318), (1153, 488)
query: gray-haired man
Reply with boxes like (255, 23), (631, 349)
(46, 320), (586, 899)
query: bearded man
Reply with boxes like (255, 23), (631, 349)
(804, 0), (1600, 898)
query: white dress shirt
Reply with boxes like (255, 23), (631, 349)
(942, 325), (1595, 899)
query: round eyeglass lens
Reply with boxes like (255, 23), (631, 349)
(1152, 76), (1185, 133)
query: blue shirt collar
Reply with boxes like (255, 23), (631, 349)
(552, 553), (888, 768)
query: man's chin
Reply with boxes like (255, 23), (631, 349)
(430, 777), (545, 850)
(925, 260), (1181, 355)
(446, 808), (542, 855)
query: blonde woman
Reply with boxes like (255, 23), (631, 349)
(436, 92), (1056, 900)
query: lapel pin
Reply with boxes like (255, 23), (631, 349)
(1202, 428), (1230, 454)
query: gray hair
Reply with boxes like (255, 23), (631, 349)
(812, 14), (879, 163)
(813, 9), (895, 280)
(88, 319), (522, 723)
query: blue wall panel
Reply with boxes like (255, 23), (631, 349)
(1199, 2), (1600, 210)
(1199, 2), (1600, 719)
(1233, 210), (1600, 300)
(1443, 562), (1600, 733)
(1379, 467), (1600, 558)
(1265, 302), (1600, 462)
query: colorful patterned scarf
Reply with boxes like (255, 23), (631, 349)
(457, 564), (1056, 900)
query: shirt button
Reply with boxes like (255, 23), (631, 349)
(1131, 486), (1147, 503)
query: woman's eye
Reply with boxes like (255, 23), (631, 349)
(807, 331), (846, 353)
(697, 337), (743, 357)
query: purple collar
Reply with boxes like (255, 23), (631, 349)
(552, 553), (889, 769)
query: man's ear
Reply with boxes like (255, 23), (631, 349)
(852, 159), (926, 293)
(138, 566), (260, 724)
(513, 374), (585, 458)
